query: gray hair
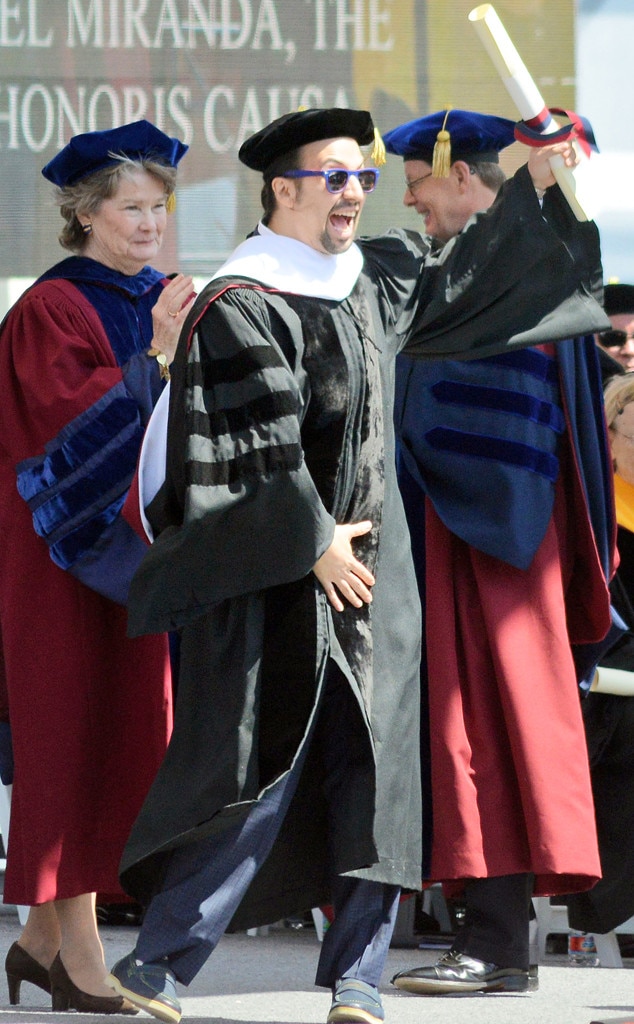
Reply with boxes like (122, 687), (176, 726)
(56, 156), (178, 253)
(468, 159), (507, 195)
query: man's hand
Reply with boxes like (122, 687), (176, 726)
(313, 521), (375, 612)
(527, 139), (579, 194)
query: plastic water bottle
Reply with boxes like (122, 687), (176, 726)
(568, 930), (600, 966)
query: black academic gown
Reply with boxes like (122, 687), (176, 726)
(120, 165), (609, 928)
(567, 525), (634, 933)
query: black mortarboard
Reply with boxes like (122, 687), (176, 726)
(383, 108), (516, 178)
(238, 108), (378, 174)
(604, 283), (634, 316)
(41, 120), (188, 188)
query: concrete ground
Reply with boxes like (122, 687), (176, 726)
(0, 910), (634, 1024)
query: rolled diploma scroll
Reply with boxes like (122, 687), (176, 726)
(591, 666), (634, 696)
(468, 3), (593, 221)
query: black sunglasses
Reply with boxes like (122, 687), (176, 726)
(283, 168), (380, 194)
(598, 329), (634, 347)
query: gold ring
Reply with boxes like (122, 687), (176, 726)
(168, 309), (179, 317)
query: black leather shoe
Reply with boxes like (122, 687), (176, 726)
(391, 950), (531, 994)
(5, 942), (52, 1005)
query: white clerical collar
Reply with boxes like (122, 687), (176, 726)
(210, 222), (363, 301)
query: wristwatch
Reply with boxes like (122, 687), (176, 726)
(147, 347), (170, 381)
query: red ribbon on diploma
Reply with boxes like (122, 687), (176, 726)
(514, 108), (599, 159)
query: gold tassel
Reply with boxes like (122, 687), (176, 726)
(371, 126), (386, 167)
(432, 108), (452, 178)
(166, 192), (176, 214)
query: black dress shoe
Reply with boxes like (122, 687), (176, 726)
(391, 950), (531, 994)
(5, 942), (52, 1005)
(49, 954), (138, 1014)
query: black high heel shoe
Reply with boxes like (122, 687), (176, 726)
(5, 941), (52, 1005)
(49, 953), (137, 1014)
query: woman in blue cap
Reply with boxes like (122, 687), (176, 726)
(0, 120), (193, 1012)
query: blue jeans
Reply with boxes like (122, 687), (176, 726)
(135, 667), (401, 988)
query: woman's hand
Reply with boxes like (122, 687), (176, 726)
(527, 139), (578, 194)
(313, 521), (375, 612)
(150, 273), (196, 364)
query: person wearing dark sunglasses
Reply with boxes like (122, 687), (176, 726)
(283, 167), (380, 193)
(596, 283), (634, 372)
(107, 107), (610, 1024)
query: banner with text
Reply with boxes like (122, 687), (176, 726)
(0, 0), (575, 278)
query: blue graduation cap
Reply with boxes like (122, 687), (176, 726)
(383, 108), (517, 178)
(42, 120), (188, 188)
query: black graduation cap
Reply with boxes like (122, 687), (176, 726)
(383, 108), (517, 178)
(41, 120), (188, 188)
(604, 283), (634, 316)
(238, 107), (379, 174)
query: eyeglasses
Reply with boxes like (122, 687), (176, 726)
(598, 329), (634, 348)
(405, 170), (433, 194)
(283, 168), (380, 193)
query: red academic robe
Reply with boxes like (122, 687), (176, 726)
(425, 435), (609, 896)
(0, 261), (173, 904)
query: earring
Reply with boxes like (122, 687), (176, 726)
(82, 222), (92, 235)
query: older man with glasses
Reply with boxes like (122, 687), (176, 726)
(384, 108), (617, 998)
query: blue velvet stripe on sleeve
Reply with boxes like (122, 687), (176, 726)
(424, 426), (560, 481)
(395, 347), (566, 569)
(430, 380), (566, 437)
(470, 347), (560, 385)
(16, 380), (144, 571)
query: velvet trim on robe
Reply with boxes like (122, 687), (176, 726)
(0, 256), (173, 904)
(6, 261), (168, 604)
(121, 274), (424, 917)
(395, 347), (566, 570)
(121, 164), (611, 921)
(396, 337), (615, 895)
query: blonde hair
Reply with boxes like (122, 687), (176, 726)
(604, 373), (634, 430)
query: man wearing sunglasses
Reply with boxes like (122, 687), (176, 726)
(383, 109), (616, 998)
(107, 107), (610, 1024)
(596, 283), (634, 373)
